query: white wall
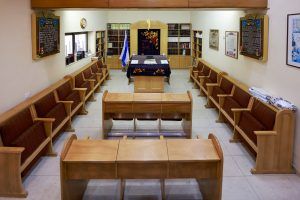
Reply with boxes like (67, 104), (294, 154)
(0, 0), (107, 113)
(191, 0), (300, 171)
(107, 10), (190, 23)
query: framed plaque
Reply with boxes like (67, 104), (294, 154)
(287, 13), (300, 68)
(209, 29), (219, 50)
(240, 15), (268, 61)
(225, 31), (238, 59)
(32, 11), (60, 60)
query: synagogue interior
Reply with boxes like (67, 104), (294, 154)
(1, 0), (300, 199)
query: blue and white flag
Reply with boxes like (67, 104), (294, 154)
(119, 31), (130, 67)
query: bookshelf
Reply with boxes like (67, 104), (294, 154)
(192, 30), (203, 61)
(106, 23), (130, 69)
(167, 23), (191, 68)
(95, 30), (106, 61)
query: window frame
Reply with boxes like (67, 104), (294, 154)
(65, 32), (89, 65)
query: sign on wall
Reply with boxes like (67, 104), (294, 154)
(209, 29), (219, 50)
(225, 31), (238, 59)
(32, 11), (60, 60)
(287, 13), (300, 68)
(240, 15), (268, 61)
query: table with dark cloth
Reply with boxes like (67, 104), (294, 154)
(127, 55), (171, 79)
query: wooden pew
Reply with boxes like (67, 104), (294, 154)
(206, 74), (234, 109)
(65, 61), (100, 102)
(0, 79), (79, 197)
(102, 91), (193, 138)
(60, 133), (223, 200)
(232, 98), (295, 174)
(218, 80), (253, 125)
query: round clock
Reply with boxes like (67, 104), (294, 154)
(80, 18), (87, 29)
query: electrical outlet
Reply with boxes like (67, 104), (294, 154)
(24, 92), (31, 99)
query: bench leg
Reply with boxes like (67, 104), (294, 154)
(216, 111), (225, 123)
(230, 129), (241, 143)
(205, 98), (214, 108)
(120, 179), (125, 200)
(161, 179), (165, 200)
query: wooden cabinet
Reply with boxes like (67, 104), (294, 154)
(95, 30), (106, 61)
(31, 0), (267, 9)
(107, 23), (130, 69)
(192, 30), (203, 62)
(31, 0), (109, 8)
(189, 0), (267, 8)
(109, 0), (188, 8)
(168, 23), (191, 69)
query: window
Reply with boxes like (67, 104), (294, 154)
(65, 32), (88, 65)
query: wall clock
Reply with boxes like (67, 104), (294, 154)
(80, 18), (87, 29)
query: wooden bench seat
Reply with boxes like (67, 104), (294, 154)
(83, 66), (102, 93)
(56, 79), (87, 116)
(0, 105), (55, 197)
(96, 59), (109, 80)
(206, 75), (234, 109)
(198, 66), (221, 96)
(33, 90), (73, 138)
(90, 63), (106, 85)
(102, 91), (192, 138)
(232, 98), (295, 174)
(219, 84), (252, 125)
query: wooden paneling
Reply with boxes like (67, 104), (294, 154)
(130, 20), (168, 56)
(31, 0), (109, 8)
(110, 0), (188, 8)
(32, 0), (267, 8)
(189, 0), (267, 8)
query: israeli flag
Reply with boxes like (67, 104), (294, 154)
(119, 31), (130, 67)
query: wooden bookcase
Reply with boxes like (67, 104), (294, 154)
(167, 23), (191, 69)
(96, 30), (106, 61)
(192, 30), (203, 61)
(106, 23), (130, 69)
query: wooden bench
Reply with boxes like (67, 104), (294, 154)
(206, 74), (234, 109)
(218, 81), (253, 125)
(32, 79), (76, 138)
(197, 67), (224, 97)
(102, 91), (193, 138)
(56, 78), (87, 116)
(0, 79), (79, 197)
(96, 58), (110, 80)
(189, 59), (202, 82)
(232, 98), (295, 174)
(66, 61), (102, 102)
(60, 133), (223, 200)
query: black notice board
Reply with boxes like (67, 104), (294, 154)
(36, 16), (60, 58)
(240, 15), (266, 60)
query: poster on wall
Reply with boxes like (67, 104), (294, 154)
(225, 31), (239, 59)
(209, 29), (219, 50)
(287, 13), (300, 68)
(32, 11), (60, 60)
(240, 15), (268, 61)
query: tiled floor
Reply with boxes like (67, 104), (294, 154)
(3, 70), (300, 200)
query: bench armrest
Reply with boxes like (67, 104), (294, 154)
(34, 118), (55, 123)
(218, 94), (233, 98)
(232, 108), (251, 113)
(57, 100), (74, 105)
(73, 88), (87, 91)
(0, 146), (24, 154)
(206, 83), (219, 87)
(254, 131), (277, 136)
